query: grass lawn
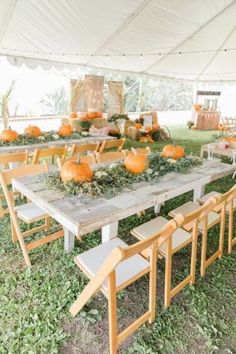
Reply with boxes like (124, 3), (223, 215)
(0, 125), (235, 354)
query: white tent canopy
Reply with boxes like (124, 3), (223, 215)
(1, 0), (236, 81)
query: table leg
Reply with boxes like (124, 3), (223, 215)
(154, 203), (162, 214)
(64, 227), (75, 252)
(193, 185), (205, 201)
(102, 221), (119, 243)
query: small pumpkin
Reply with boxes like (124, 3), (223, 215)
(95, 111), (103, 118)
(60, 160), (93, 183)
(58, 124), (73, 137)
(70, 112), (78, 119)
(161, 144), (185, 160)
(145, 127), (152, 133)
(124, 153), (148, 174)
(87, 112), (96, 119)
(0, 128), (18, 142)
(134, 123), (142, 129)
(24, 125), (42, 137)
(193, 104), (202, 113)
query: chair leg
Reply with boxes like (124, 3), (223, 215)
(164, 239), (172, 308)
(45, 216), (51, 231)
(108, 271), (118, 354)
(149, 245), (157, 323)
(14, 219), (31, 267)
(200, 219), (208, 277)
(228, 207), (234, 254)
(10, 218), (18, 243)
(219, 210), (225, 258)
(190, 224), (198, 285)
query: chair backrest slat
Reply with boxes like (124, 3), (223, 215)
(131, 147), (151, 156)
(1, 163), (48, 186)
(99, 138), (125, 154)
(0, 151), (29, 167)
(71, 143), (99, 156)
(32, 146), (67, 164)
(95, 151), (126, 163)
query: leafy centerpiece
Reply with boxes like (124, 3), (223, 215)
(0, 124), (90, 147)
(45, 149), (202, 199)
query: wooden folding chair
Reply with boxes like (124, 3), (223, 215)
(69, 215), (183, 354)
(0, 151), (29, 217)
(95, 151), (126, 164)
(168, 194), (226, 277)
(70, 142), (99, 157)
(32, 146), (68, 164)
(197, 185), (236, 256)
(131, 197), (216, 307)
(0, 164), (64, 267)
(57, 154), (96, 170)
(98, 138), (125, 154)
(131, 147), (151, 156)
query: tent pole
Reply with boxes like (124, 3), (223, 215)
(137, 76), (143, 115)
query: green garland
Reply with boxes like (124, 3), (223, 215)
(108, 114), (129, 123)
(44, 153), (202, 199)
(0, 131), (90, 147)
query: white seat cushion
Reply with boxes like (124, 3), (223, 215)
(131, 216), (191, 255)
(15, 202), (48, 223)
(197, 191), (236, 213)
(75, 238), (149, 293)
(169, 201), (221, 232)
(197, 191), (221, 204)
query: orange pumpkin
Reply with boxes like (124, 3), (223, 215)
(58, 124), (73, 137)
(134, 123), (142, 129)
(24, 125), (42, 137)
(87, 112), (96, 119)
(145, 127), (152, 133)
(161, 145), (185, 160)
(95, 111), (103, 118)
(60, 160), (93, 183)
(70, 112), (78, 119)
(0, 128), (18, 142)
(124, 153), (148, 174)
(193, 104), (202, 113)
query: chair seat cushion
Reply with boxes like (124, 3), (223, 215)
(197, 191), (221, 204)
(197, 191), (236, 213)
(169, 201), (221, 232)
(131, 216), (191, 255)
(15, 202), (48, 223)
(75, 238), (149, 293)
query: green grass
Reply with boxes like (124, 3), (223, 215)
(0, 125), (235, 354)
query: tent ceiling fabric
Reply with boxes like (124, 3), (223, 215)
(0, 0), (236, 80)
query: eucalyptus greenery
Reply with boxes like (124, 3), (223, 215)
(45, 153), (202, 199)
(0, 130), (88, 147)
(108, 113), (129, 123)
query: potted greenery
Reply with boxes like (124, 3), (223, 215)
(187, 120), (194, 129)
(79, 120), (91, 132)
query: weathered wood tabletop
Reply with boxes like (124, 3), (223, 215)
(12, 159), (236, 252)
(0, 135), (114, 154)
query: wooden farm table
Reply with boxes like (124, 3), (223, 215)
(200, 142), (236, 159)
(12, 160), (236, 252)
(0, 135), (114, 154)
